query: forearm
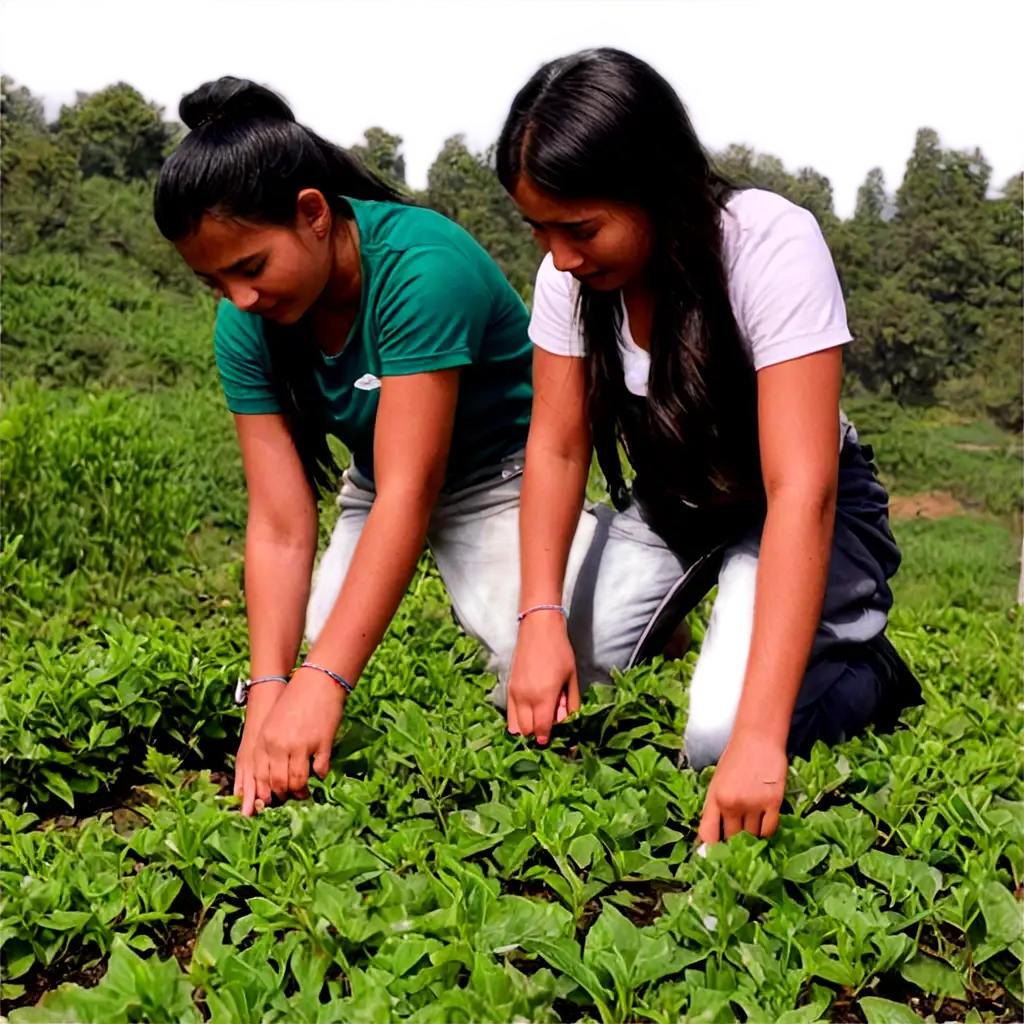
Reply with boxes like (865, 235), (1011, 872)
(519, 432), (591, 607)
(733, 490), (836, 745)
(245, 525), (318, 679)
(307, 489), (433, 685)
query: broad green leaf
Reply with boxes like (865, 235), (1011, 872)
(781, 844), (830, 882)
(899, 951), (966, 999)
(41, 771), (75, 808)
(859, 996), (925, 1024)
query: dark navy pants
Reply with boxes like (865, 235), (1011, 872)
(565, 430), (925, 770)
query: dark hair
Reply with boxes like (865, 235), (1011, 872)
(154, 77), (406, 488)
(154, 76), (404, 239)
(496, 48), (763, 524)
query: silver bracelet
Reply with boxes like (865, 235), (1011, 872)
(234, 675), (289, 707)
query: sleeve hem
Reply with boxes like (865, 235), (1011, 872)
(752, 328), (852, 371)
(224, 397), (284, 415)
(379, 351), (474, 375)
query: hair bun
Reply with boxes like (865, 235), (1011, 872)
(180, 77), (294, 131)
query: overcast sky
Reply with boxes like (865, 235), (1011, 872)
(2, 0), (1021, 217)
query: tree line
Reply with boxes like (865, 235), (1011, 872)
(2, 76), (1020, 430)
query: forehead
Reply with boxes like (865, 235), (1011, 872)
(511, 176), (607, 224)
(174, 214), (275, 273)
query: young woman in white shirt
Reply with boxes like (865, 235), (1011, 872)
(496, 48), (921, 845)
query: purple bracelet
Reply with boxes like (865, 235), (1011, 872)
(517, 603), (568, 624)
(301, 661), (354, 694)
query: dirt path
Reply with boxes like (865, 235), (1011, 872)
(889, 491), (966, 520)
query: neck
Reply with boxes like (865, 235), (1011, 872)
(316, 217), (362, 312)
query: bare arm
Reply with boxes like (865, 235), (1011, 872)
(737, 347), (841, 742)
(237, 413), (319, 687)
(305, 368), (459, 683)
(508, 347), (592, 743)
(519, 347), (593, 608)
(699, 346), (842, 842)
(252, 369), (459, 805)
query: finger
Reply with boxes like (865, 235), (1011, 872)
(312, 743), (331, 780)
(567, 673), (581, 715)
(555, 691), (568, 723)
(742, 812), (764, 838)
(698, 792), (722, 846)
(518, 703), (535, 739)
(533, 696), (558, 746)
(760, 806), (781, 838)
(722, 813), (744, 840)
(253, 749), (273, 807)
(241, 770), (256, 817)
(287, 753), (309, 799)
(268, 752), (290, 801)
(507, 697), (521, 736)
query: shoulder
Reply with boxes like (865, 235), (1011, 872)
(528, 252), (584, 357)
(356, 200), (511, 306)
(721, 188), (830, 272)
(721, 191), (850, 370)
(214, 299), (266, 351)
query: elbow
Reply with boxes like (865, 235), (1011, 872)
(248, 497), (318, 551)
(765, 476), (837, 527)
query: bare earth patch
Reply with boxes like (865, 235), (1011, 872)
(889, 491), (966, 520)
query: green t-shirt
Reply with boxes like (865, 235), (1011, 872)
(213, 197), (533, 488)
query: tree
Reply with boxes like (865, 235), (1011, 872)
(1, 120), (79, 253)
(712, 144), (837, 232)
(351, 127), (407, 188)
(1, 75), (46, 134)
(890, 128), (993, 365)
(854, 167), (888, 223)
(55, 83), (179, 182)
(845, 276), (951, 403)
(426, 135), (538, 298)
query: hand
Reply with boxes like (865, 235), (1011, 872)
(233, 681), (287, 817)
(698, 726), (788, 845)
(507, 612), (578, 745)
(251, 667), (345, 808)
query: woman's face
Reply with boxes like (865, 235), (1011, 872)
(512, 175), (652, 292)
(175, 192), (333, 324)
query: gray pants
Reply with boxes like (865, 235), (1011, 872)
(305, 452), (578, 681)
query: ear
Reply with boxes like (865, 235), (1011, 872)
(296, 188), (331, 239)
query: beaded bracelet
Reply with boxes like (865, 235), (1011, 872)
(517, 603), (568, 624)
(301, 660), (354, 694)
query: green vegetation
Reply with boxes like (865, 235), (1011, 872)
(1, 75), (1021, 1021)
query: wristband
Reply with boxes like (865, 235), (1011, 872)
(517, 603), (568, 624)
(234, 674), (289, 707)
(301, 661), (354, 694)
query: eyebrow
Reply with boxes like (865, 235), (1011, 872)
(195, 251), (267, 280)
(523, 216), (596, 231)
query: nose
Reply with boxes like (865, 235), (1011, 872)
(228, 285), (260, 312)
(548, 237), (584, 274)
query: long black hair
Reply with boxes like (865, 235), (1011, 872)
(154, 77), (406, 488)
(496, 48), (763, 519)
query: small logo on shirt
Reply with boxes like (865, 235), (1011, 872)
(353, 374), (381, 391)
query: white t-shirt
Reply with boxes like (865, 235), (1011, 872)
(528, 189), (853, 398)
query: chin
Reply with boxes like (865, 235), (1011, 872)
(579, 273), (625, 293)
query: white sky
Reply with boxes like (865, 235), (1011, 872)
(2, 0), (1021, 217)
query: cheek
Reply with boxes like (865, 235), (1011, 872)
(596, 227), (642, 265)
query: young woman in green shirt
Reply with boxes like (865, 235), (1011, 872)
(155, 77), (560, 815)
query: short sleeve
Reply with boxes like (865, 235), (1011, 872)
(528, 252), (585, 357)
(375, 248), (490, 376)
(732, 202), (852, 372)
(213, 300), (283, 414)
